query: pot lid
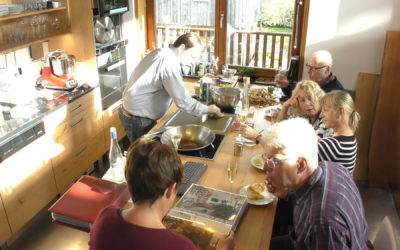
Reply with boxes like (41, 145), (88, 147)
(94, 16), (115, 44)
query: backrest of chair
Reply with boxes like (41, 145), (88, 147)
(373, 216), (398, 250)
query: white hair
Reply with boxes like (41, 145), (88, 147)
(313, 50), (333, 67)
(261, 118), (319, 170)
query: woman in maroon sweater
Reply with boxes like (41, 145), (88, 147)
(89, 139), (234, 250)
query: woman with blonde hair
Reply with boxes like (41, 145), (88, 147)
(240, 80), (332, 141)
(276, 80), (332, 138)
(318, 90), (360, 175)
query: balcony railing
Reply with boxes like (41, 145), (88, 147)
(155, 25), (292, 70)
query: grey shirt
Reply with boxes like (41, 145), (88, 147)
(122, 48), (208, 120)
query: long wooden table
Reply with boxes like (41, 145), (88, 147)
(147, 81), (277, 250)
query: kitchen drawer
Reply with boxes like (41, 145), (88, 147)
(51, 105), (104, 145)
(66, 88), (102, 120)
(44, 88), (102, 133)
(0, 196), (11, 246)
(103, 101), (126, 150)
(52, 131), (106, 193)
(0, 136), (58, 234)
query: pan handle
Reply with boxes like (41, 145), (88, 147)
(142, 126), (175, 139)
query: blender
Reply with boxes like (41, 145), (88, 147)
(41, 50), (78, 90)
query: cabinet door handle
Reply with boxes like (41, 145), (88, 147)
(106, 59), (125, 72)
(75, 146), (88, 157)
(70, 117), (84, 128)
(70, 103), (82, 113)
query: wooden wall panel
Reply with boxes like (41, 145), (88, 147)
(369, 31), (400, 188)
(0, 196), (12, 246)
(353, 73), (380, 181)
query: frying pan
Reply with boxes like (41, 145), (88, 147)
(160, 125), (215, 151)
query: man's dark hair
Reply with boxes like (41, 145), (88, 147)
(125, 139), (183, 204)
(173, 32), (203, 49)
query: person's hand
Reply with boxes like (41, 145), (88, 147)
(216, 231), (234, 250)
(264, 177), (288, 199)
(283, 95), (299, 110)
(274, 73), (289, 88)
(239, 123), (259, 141)
(208, 104), (223, 117)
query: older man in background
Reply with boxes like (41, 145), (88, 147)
(263, 118), (372, 250)
(276, 50), (344, 97)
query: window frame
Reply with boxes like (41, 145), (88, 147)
(145, 0), (309, 80)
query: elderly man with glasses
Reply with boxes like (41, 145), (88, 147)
(276, 50), (344, 98)
(306, 50), (344, 92)
(263, 118), (372, 250)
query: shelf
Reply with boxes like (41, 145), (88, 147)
(0, 32), (69, 54)
(0, 7), (67, 22)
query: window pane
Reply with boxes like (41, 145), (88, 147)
(154, 0), (215, 63)
(226, 0), (294, 70)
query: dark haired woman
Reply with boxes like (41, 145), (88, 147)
(89, 139), (234, 250)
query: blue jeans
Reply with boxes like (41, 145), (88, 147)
(119, 108), (157, 144)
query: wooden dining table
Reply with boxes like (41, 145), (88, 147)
(146, 79), (278, 250)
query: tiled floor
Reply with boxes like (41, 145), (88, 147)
(2, 182), (399, 250)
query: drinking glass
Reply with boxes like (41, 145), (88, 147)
(274, 67), (288, 87)
(171, 135), (181, 150)
(227, 161), (238, 192)
(238, 108), (247, 124)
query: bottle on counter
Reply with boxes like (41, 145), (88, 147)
(109, 127), (126, 183)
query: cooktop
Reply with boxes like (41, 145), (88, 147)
(152, 134), (225, 160)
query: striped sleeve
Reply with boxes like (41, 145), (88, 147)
(318, 136), (357, 175)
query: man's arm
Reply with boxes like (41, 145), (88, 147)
(162, 66), (209, 116)
(308, 223), (351, 250)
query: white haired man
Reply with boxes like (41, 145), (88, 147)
(263, 118), (372, 249)
(276, 50), (344, 97)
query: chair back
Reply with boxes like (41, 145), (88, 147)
(372, 216), (398, 250)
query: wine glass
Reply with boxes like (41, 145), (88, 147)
(171, 135), (181, 150)
(227, 161), (238, 192)
(236, 107), (248, 142)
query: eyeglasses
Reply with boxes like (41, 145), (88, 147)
(306, 63), (328, 71)
(264, 156), (299, 171)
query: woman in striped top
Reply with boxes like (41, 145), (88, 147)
(318, 90), (360, 175)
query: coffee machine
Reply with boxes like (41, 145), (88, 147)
(41, 50), (78, 90)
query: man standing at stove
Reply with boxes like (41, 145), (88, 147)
(119, 32), (222, 144)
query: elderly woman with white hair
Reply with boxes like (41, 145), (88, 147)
(263, 118), (371, 250)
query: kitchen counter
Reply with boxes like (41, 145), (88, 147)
(0, 84), (97, 161)
(147, 81), (278, 249)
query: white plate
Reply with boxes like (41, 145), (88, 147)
(240, 185), (274, 205)
(250, 154), (265, 170)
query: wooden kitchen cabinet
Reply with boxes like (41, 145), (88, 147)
(102, 101), (126, 150)
(51, 130), (106, 193)
(0, 196), (12, 246)
(0, 135), (57, 234)
(44, 88), (106, 193)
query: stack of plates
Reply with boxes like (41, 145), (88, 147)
(8, 4), (24, 14)
(0, 5), (9, 17)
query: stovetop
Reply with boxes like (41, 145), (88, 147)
(152, 134), (225, 160)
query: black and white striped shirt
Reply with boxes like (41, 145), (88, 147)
(318, 136), (357, 175)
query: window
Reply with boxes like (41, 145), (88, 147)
(146, 0), (308, 77)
